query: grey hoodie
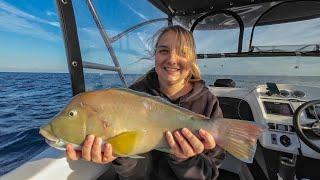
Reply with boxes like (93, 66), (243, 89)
(112, 68), (225, 180)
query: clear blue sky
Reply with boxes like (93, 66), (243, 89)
(0, 0), (319, 76)
(0, 0), (66, 72)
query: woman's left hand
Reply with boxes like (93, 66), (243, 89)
(165, 128), (216, 160)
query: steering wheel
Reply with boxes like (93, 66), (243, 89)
(293, 100), (320, 153)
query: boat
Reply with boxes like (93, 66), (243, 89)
(2, 0), (320, 179)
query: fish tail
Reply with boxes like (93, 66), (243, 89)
(210, 118), (265, 163)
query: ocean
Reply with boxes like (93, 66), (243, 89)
(0, 72), (319, 176)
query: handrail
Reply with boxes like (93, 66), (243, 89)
(196, 51), (320, 59)
(83, 61), (120, 71)
(190, 10), (244, 53)
(111, 18), (168, 42)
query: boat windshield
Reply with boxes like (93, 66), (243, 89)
(72, 0), (320, 90)
(72, 0), (167, 89)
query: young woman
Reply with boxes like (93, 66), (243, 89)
(66, 25), (225, 180)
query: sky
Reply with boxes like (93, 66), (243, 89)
(0, 0), (66, 72)
(0, 0), (319, 76)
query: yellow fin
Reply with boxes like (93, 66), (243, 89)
(107, 130), (145, 156)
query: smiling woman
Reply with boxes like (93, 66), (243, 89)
(154, 26), (197, 97)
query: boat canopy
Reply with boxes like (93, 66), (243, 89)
(149, 0), (320, 28)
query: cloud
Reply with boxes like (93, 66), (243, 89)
(119, 0), (148, 21)
(0, 1), (61, 42)
(0, 1), (59, 27)
(46, 11), (56, 17)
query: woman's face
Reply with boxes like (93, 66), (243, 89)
(155, 31), (192, 86)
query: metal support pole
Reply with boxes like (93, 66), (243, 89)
(56, 0), (85, 95)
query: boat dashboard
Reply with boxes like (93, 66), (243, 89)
(210, 83), (320, 160)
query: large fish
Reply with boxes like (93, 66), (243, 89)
(40, 88), (264, 163)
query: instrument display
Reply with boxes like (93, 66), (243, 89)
(263, 101), (293, 116)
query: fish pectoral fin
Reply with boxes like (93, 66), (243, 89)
(107, 130), (145, 156)
(155, 147), (171, 154)
(127, 155), (145, 159)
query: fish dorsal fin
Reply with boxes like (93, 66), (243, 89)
(107, 130), (145, 156)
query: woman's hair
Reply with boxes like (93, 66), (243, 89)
(153, 25), (202, 82)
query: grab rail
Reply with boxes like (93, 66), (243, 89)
(83, 61), (120, 72)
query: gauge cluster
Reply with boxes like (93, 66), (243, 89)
(279, 89), (306, 98)
(263, 82), (307, 99)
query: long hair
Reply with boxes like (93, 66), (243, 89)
(153, 25), (202, 82)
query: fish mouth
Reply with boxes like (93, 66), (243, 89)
(39, 128), (59, 144)
(39, 128), (67, 150)
(39, 127), (77, 150)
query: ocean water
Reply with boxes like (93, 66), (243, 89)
(0, 72), (319, 176)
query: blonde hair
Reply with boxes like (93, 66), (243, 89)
(153, 25), (202, 82)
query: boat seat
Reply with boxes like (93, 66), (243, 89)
(213, 79), (236, 88)
(217, 97), (254, 121)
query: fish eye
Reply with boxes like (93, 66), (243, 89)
(68, 110), (77, 117)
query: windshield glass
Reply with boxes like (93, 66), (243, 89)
(72, 0), (167, 90)
(192, 14), (240, 54)
(192, 5), (320, 88)
(198, 57), (320, 88)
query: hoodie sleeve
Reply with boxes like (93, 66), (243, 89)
(111, 157), (138, 178)
(166, 151), (223, 180)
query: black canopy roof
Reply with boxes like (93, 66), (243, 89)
(149, 0), (320, 28)
(149, 0), (281, 16)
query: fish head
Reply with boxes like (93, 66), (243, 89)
(39, 94), (89, 149)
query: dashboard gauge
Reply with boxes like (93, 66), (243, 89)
(280, 90), (290, 97)
(292, 90), (306, 98)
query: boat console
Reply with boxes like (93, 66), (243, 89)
(211, 82), (320, 179)
(212, 83), (320, 159)
(257, 83), (320, 159)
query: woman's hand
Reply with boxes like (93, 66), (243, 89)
(165, 128), (216, 160)
(66, 135), (117, 164)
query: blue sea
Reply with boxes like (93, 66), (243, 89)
(0, 72), (319, 176)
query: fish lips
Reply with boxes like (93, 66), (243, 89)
(39, 128), (59, 144)
(39, 128), (81, 150)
